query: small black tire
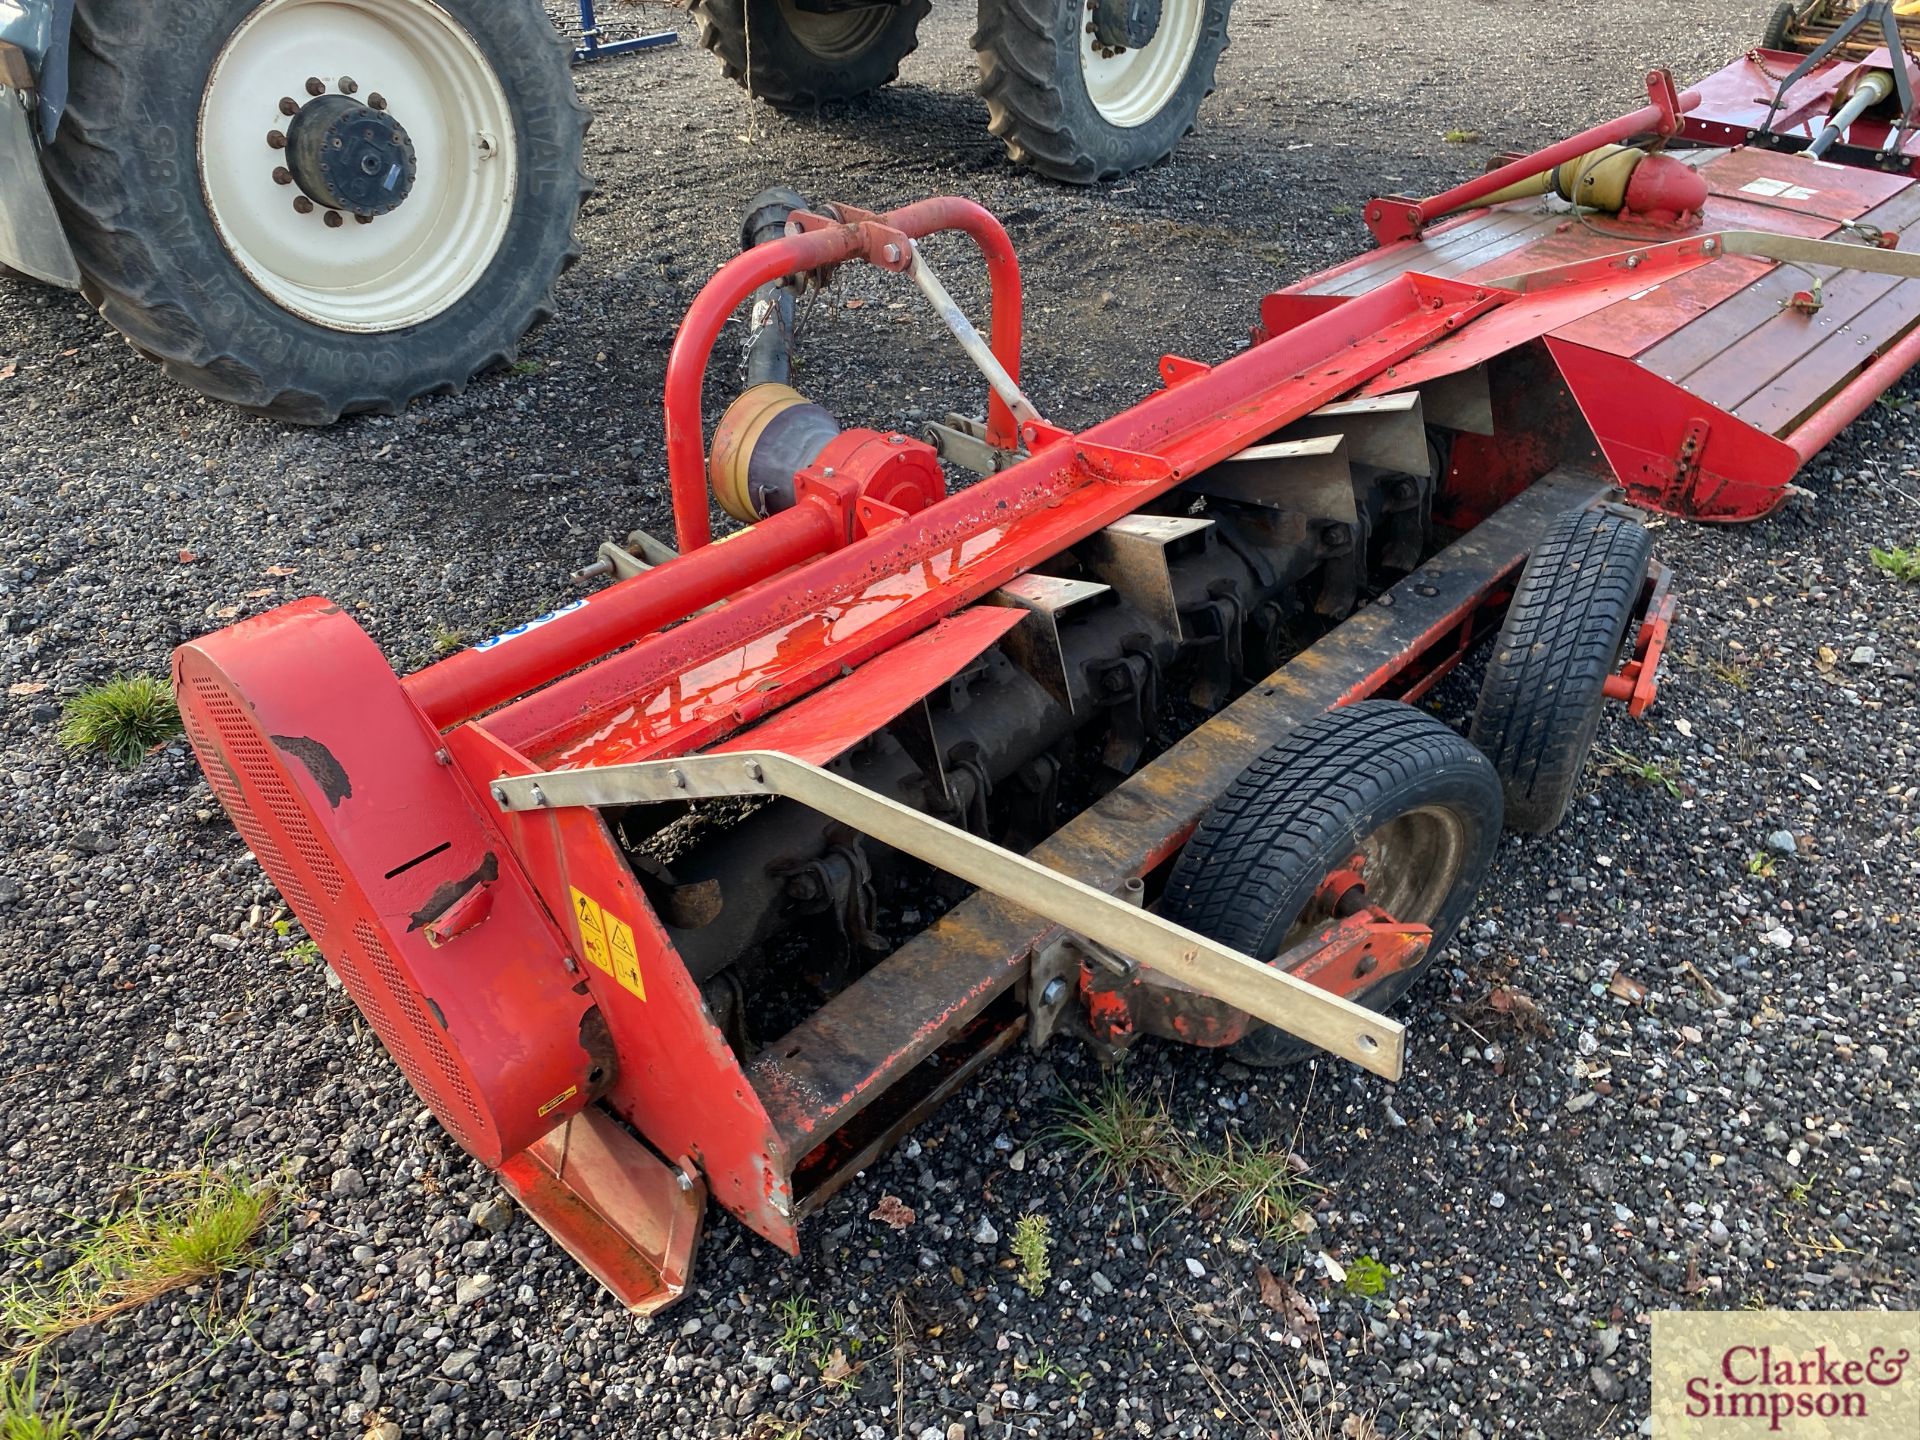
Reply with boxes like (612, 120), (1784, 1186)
(42, 0), (590, 424)
(1761, 2), (1799, 51)
(972, 0), (1233, 184)
(692, 0), (932, 109)
(1469, 507), (1653, 835)
(1160, 700), (1503, 1068)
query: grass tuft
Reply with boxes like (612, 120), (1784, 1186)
(1604, 746), (1682, 799)
(3, 1169), (279, 1360)
(57, 677), (182, 769)
(0, 1356), (109, 1440)
(1870, 545), (1920, 582)
(1050, 1077), (1322, 1244)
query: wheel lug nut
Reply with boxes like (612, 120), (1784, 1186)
(338, 75), (358, 95)
(272, 166), (293, 186)
(305, 76), (326, 96)
(368, 92), (387, 111)
(354, 213), (374, 225)
(293, 196), (315, 215)
(278, 96), (300, 117)
(267, 130), (287, 149)
(324, 210), (344, 229)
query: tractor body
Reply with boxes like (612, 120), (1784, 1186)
(178, 37), (1920, 1311)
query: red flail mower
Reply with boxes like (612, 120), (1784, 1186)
(178, 20), (1920, 1311)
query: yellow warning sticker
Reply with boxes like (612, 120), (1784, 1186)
(568, 885), (646, 1002)
(570, 886), (612, 975)
(536, 1084), (578, 1118)
(604, 912), (646, 1001)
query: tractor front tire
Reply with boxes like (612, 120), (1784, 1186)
(973, 0), (1232, 183)
(693, 0), (933, 109)
(1161, 701), (1503, 1069)
(43, 0), (590, 424)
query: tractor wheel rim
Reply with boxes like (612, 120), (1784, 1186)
(1078, 0), (1205, 129)
(199, 0), (518, 333)
(777, 0), (895, 61)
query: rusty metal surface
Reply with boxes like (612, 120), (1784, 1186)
(746, 468), (1611, 1162)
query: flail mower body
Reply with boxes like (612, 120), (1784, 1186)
(177, 33), (1920, 1311)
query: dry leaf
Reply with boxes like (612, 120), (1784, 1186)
(844, 297), (867, 310)
(819, 1347), (853, 1384)
(0, 359), (17, 381)
(1255, 1264), (1320, 1338)
(1488, 986), (1541, 1018)
(1816, 645), (1837, 670)
(1607, 971), (1647, 1005)
(178, 550), (198, 564)
(265, 565), (298, 577)
(8, 681), (48, 696)
(868, 1194), (915, 1230)
(245, 588), (274, 598)
(1674, 717), (1694, 738)
(1319, 1251), (1347, 1285)
(215, 605), (241, 619)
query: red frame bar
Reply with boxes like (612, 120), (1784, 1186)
(1783, 317), (1920, 463)
(1603, 559), (1675, 718)
(1366, 71), (1700, 243)
(663, 196), (1025, 554)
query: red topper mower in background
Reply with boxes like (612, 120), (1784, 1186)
(176, 12), (1920, 1311)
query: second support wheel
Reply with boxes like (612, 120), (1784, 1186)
(1469, 507), (1653, 835)
(973, 0), (1234, 183)
(1160, 701), (1504, 1069)
(692, 0), (933, 109)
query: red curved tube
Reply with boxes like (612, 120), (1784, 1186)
(663, 197), (1024, 554)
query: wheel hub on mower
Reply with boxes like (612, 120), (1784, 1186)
(1089, 0), (1161, 54)
(285, 92), (417, 218)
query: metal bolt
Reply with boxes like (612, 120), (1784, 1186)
(1625, 254), (1642, 269)
(888, 433), (905, 445)
(669, 768), (687, 789)
(278, 96), (300, 117)
(338, 75), (358, 94)
(529, 784), (548, 808)
(305, 76), (326, 96)
(490, 785), (509, 806)
(563, 955), (580, 973)
(272, 166), (293, 186)
(821, 466), (836, 478)
(1702, 238), (1719, 254)
(1040, 976), (1069, 1007)
(293, 196), (315, 214)
(267, 130), (288, 149)
(369, 92), (388, 111)
(745, 760), (765, 783)
(355, 213), (374, 225)
(882, 243), (902, 264)
(674, 1168), (694, 1193)
(434, 748), (451, 766)
(324, 210), (344, 228)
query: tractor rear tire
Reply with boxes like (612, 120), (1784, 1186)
(692, 0), (932, 109)
(1160, 701), (1503, 1069)
(1469, 507), (1653, 835)
(1762, 2), (1798, 51)
(973, 0), (1232, 183)
(42, 0), (590, 424)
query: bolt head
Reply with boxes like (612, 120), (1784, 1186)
(272, 166), (293, 186)
(324, 210), (344, 228)
(369, 92), (388, 111)
(1040, 976), (1070, 1007)
(278, 97), (300, 117)
(338, 75), (358, 95)
(355, 212), (374, 225)
(267, 130), (288, 150)
(293, 196), (315, 214)
(305, 76), (326, 96)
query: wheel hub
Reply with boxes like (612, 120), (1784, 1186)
(1089, 0), (1162, 52)
(286, 93), (417, 217)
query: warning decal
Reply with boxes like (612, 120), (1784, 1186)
(569, 886), (646, 1001)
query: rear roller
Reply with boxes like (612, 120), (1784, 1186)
(1160, 701), (1504, 1068)
(1469, 507), (1653, 835)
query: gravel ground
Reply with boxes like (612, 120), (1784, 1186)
(2, 1), (1916, 1436)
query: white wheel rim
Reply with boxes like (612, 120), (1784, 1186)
(1078, 0), (1206, 130)
(199, 0), (517, 333)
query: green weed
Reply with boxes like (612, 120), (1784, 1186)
(1442, 128), (1482, 143)
(57, 677), (182, 769)
(1342, 1255), (1391, 1302)
(431, 626), (467, 655)
(1011, 1215), (1052, 1298)
(0, 1356), (110, 1440)
(1870, 545), (1920, 582)
(1746, 852), (1776, 878)
(1605, 747), (1682, 799)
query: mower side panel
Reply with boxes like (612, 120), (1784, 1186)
(175, 600), (604, 1169)
(0, 69), (78, 286)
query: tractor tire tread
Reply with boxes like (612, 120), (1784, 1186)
(692, 0), (932, 110)
(43, 0), (591, 424)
